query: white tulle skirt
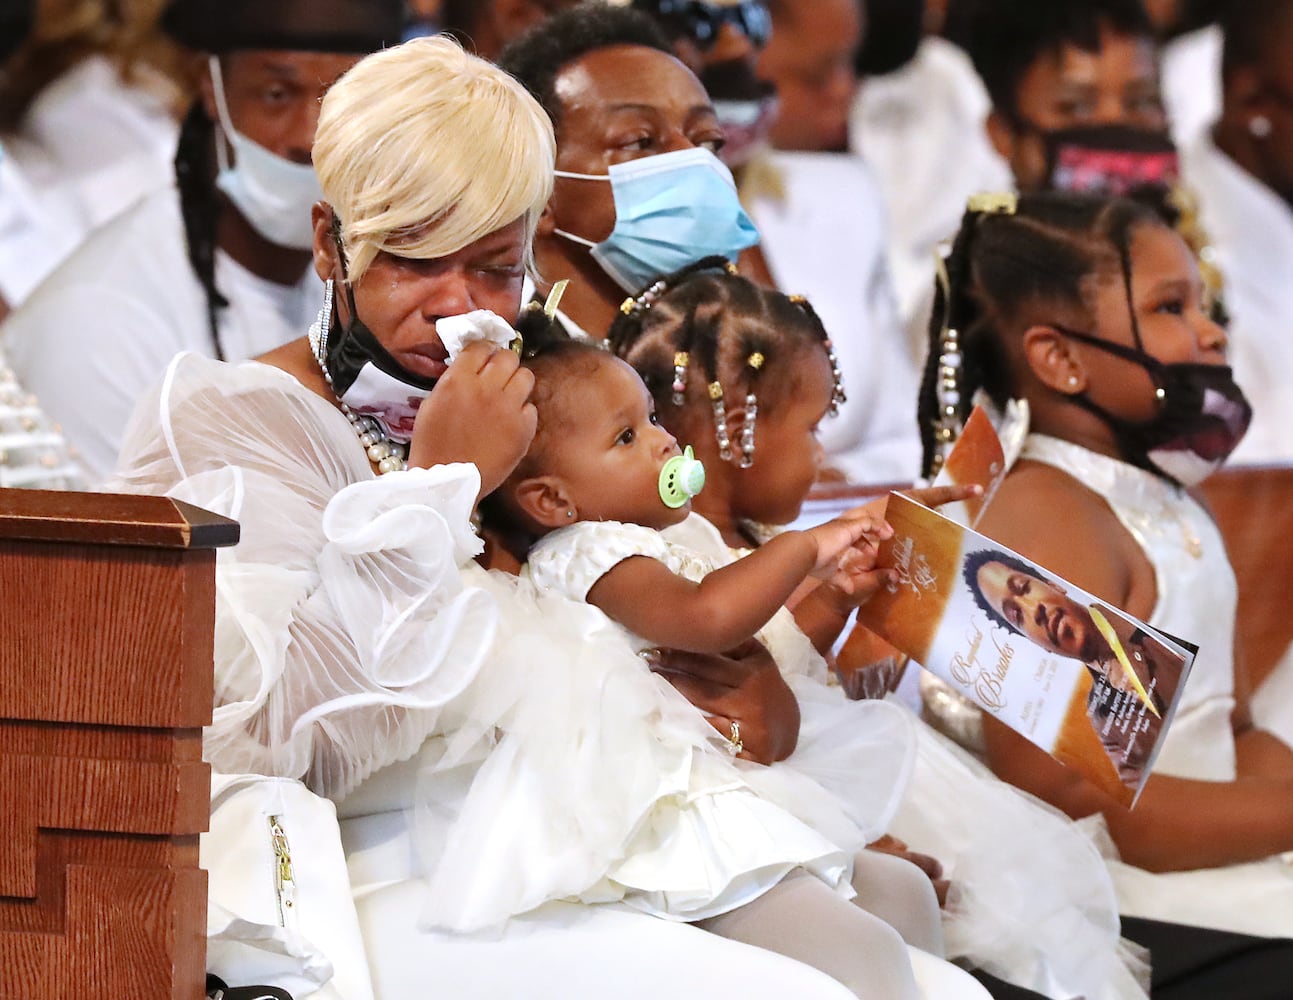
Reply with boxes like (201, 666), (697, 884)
(418, 574), (917, 932)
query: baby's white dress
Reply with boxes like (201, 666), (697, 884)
(520, 516), (917, 923)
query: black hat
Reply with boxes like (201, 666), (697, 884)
(162, 0), (405, 55)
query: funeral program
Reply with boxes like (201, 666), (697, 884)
(856, 491), (1196, 806)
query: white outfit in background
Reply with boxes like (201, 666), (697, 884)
(1161, 26), (1222, 151)
(851, 37), (1012, 360)
(110, 352), (990, 1000)
(0, 55), (179, 307)
(3, 186), (319, 483)
(1020, 435), (1293, 939)
(747, 151), (924, 484)
(1181, 131), (1293, 467)
(0, 147), (81, 307)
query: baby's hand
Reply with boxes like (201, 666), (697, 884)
(825, 551), (897, 605)
(804, 512), (893, 578)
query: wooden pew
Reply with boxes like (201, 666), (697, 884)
(1200, 464), (1293, 693)
(0, 490), (237, 999)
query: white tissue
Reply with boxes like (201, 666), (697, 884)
(436, 310), (518, 364)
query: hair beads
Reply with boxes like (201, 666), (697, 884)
(709, 381), (733, 461)
(606, 256), (847, 469)
(739, 351), (764, 468)
(672, 351), (689, 405)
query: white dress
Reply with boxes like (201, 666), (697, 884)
(112, 353), (990, 1000)
(523, 517), (915, 921)
(662, 515), (1149, 1000)
(1161, 26), (1222, 151)
(1179, 131), (1293, 467)
(1020, 435), (1293, 938)
(1180, 130), (1293, 751)
(745, 152), (924, 484)
(0, 346), (85, 489)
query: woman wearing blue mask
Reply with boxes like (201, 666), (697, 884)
(498, 6), (760, 341)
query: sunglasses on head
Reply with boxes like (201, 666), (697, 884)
(634, 0), (772, 50)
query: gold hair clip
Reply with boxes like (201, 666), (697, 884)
(674, 351), (690, 368)
(788, 294), (807, 305)
(747, 352), (765, 370)
(708, 380), (725, 400)
(934, 250), (952, 309)
(724, 261), (739, 275)
(620, 296), (637, 316)
(967, 192), (1017, 216)
(543, 279), (570, 319)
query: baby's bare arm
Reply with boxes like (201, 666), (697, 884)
(588, 531), (820, 654)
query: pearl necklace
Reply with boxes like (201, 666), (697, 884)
(308, 297), (408, 475)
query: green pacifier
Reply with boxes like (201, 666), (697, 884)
(658, 445), (706, 509)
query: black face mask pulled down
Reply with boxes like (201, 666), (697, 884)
(318, 282), (437, 444)
(1056, 326), (1252, 487)
(1037, 123), (1180, 201)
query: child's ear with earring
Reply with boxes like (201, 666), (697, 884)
(511, 475), (578, 530)
(1022, 324), (1088, 396)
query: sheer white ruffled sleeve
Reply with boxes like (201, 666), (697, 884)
(110, 353), (497, 800)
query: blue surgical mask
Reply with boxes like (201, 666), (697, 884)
(553, 147), (760, 293)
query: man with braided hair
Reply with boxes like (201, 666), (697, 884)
(1, 0), (401, 483)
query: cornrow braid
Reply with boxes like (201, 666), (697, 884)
(174, 101), (229, 360)
(916, 191), (1165, 479)
(607, 258), (839, 467)
(606, 256), (737, 430)
(788, 293), (845, 415)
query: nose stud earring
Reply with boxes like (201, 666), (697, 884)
(1250, 115), (1273, 139)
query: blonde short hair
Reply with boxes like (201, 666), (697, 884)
(314, 35), (555, 284)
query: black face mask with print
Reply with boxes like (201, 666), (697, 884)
(1038, 123), (1180, 200)
(1055, 325), (1252, 488)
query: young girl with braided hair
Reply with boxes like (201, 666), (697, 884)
(915, 190), (1293, 970)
